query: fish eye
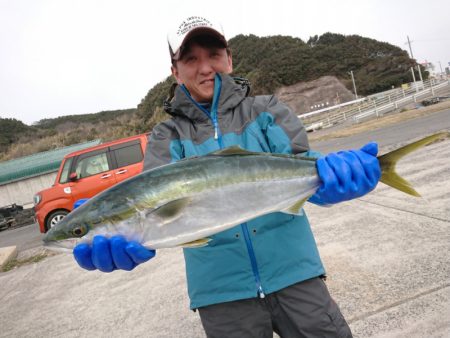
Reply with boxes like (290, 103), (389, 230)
(71, 225), (88, 237)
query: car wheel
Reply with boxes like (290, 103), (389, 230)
(46, 210), (69, 231)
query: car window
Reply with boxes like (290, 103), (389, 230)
(59, 157), (74, 184)
(113, 143), (143, 168)
(75, 153), (110, 178)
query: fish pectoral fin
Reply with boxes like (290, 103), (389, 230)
(180, 238), (212, 248)
(281, 198), (308, 215)
(152, 197), (191, 220)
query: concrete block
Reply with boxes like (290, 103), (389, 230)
(0, 246), (18, 270)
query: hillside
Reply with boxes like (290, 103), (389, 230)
(1, 32), (423, 160)
(0, 109), (139, 161)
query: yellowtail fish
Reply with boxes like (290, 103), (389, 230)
(43, 132), (449, 251)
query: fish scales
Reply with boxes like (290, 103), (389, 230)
(141, 156), (319, 248)
(43, 151), (319, 250)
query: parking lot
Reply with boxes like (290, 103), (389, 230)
(0, 108), (449, 338)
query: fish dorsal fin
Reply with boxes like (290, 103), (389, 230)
(180, 238), (212, 248)
(208, 147), (315, 161)
(281, 197), (308, 215)
(208, 146), (259, 156)
(153, 197), (191, 221)
(176, 147), (258, 163)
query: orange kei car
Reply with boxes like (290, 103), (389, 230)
(34, 133), (149, 233)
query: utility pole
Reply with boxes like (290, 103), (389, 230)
(349, 70), (358, 99)
(406, 36), (424, 88)
(407, 36), (414, 59)
(411, 67), (417, 91)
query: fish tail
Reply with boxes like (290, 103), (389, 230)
(378, 132), (450, 197)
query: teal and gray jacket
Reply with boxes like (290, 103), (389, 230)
(144, 73), (325, 309)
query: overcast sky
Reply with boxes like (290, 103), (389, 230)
(1, 0), (449, 125)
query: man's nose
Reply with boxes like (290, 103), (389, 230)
(198, 58), (214, 74)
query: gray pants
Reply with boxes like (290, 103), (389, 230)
(198, 277), (352, 338)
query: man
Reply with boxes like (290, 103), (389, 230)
(74, 16), (380, 337)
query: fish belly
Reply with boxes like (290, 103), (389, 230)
(142, 176), (320, 249)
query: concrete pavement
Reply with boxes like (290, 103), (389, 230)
(0, 132), (449, 337)
(0, 246), (17, 270)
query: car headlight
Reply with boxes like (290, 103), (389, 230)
(33, 194), (42, 206)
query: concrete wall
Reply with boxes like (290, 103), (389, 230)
(0, 172), (57, 208)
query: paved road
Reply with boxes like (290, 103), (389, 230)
(0, 223), (42, 253)
(311, 108), (450, 153)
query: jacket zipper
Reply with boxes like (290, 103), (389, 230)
(242, 223), (265, 298)
(213, 118), (219, 140)
(210, 75), (222, 146)
(180, 76), (223, 147)
(194, 103), (222, 146)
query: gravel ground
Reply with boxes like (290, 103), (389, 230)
(0, 128), (449, 337)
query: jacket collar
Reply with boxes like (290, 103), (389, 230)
(164, 74), (250, 122)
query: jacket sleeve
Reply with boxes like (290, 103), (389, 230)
(257, 95), (310, 155)
(143, 121), (184, 171)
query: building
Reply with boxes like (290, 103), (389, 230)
(0, 140), (101, 208)
(421, 61), (437, 77)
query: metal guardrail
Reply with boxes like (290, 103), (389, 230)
(300, 78), (450, 130)
(352, 79), (450, 122)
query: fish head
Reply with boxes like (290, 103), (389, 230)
(42, 207), (96, 252)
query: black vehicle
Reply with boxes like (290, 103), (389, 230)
(422, 97), (441, 106)
(0, 204), (23, 231)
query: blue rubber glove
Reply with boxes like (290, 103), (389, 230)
(309, 142), (381, 205)
(73, 235), (156, 272)
(73, 198), (89, 209)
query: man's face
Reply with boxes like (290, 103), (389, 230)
(171, 42), (233, 102)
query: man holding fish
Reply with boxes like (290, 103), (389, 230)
(71, 16), (382, 337)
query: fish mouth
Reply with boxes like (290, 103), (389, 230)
(43, 238), (83, 253)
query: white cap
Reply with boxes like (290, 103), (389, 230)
(168, 16), (227, 60)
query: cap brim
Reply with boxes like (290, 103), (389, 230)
(171, 27), (227, 61)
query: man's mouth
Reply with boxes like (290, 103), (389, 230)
(200, 78), (215, 85)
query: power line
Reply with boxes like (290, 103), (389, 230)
(408, 38), (450, 43)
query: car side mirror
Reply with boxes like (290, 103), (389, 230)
(69, 172), (78, 181)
